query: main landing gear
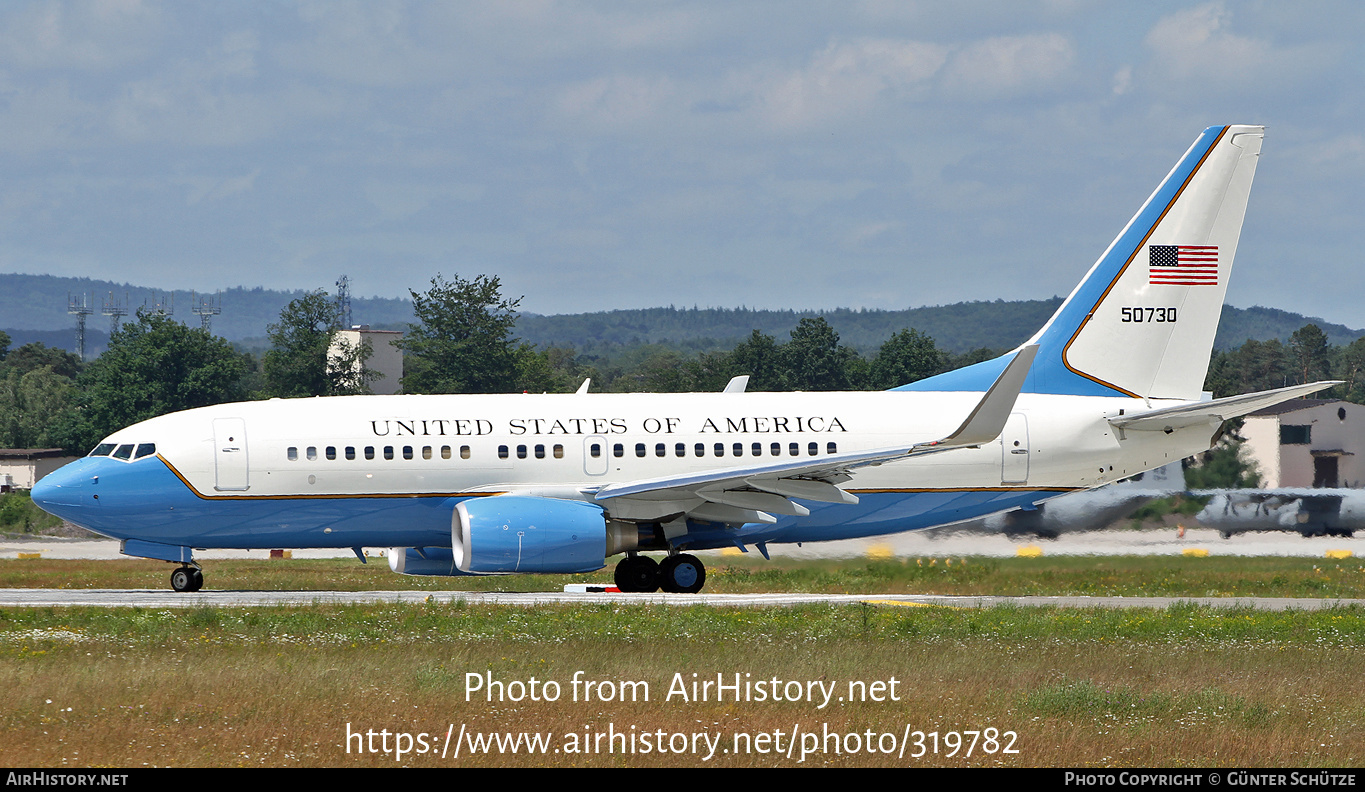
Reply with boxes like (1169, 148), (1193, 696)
(613, 552), (706, 594)
(170, 565), (204, 592)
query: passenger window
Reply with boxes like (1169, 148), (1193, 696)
(345, 446), (356, 460)
(365, 446), (375, 460)
(752, 442), (762, 456)
(771, 442), (781, 456)
(535, 444), (545, 459)
(827, 442), (838, 454)
(590, 443), (602, 458)
(325, 446), (336, 461)
(287, 447), (298, 461)
(553, 445), (564, 459)
(135, 443), (157, 459)
(655, 443), (665, 458)
(89, 443), (116, 457)
(460, 446), (471, 459)
(695, 443), (705, 457)
(112, 444), (134, 460)
(808, 442), (818, 456)
(402, 446), (413, 460)
(789, 442), (799, 456)
(307, 447), (317, 461)
(714, 443), (725, 457)
(732, 442), (743, 457)
(635, 443), (646, 458)
(384, 446), (394, 460)
(613, 443), (624, 458)
(517, 445), (528, 459)
(441, 446), (452, 459)
(499, 445), (509, 460)
(423, 446), (433, 460)
(675, 443), (685, 457)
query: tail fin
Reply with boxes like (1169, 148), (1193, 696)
(902, 125), (1263, 399)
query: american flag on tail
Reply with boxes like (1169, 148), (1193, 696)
(1149, 244), (1218, 286)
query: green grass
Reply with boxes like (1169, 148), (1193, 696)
(4, 554), (1364, 598)
(2, 602), (1362, 767)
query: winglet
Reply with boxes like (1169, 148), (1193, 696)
(936, 344), (1038, 448)
(723, 375), (749, 393)
(576, 378), (591, 394)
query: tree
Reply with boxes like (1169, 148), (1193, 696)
(0, 366), (75, 448)
(1288, 323), (1331, 386)
(728, 330), (787, 391)
(869, 328), (945, 389)
(263, 289), (375, 397)
(2, 342), (82, 379)
(399, 273), (526, 394)
(54, 311), (248, 453)
(781, 317), (856, 391)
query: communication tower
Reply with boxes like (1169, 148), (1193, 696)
(191, 291), (222, 332)
(101, 291), (129, 335)
(144, 293), (174, 316)
(67, 293), (95, 361)
(335, 275), (353, 329)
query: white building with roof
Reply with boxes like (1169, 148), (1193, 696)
(1241, 399), (1365, 488)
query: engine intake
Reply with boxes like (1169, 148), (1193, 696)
(453, 496), (608, 574)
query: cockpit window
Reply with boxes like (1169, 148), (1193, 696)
(134, 443), (157, 460)
(89, 443), (116, 457)
(112, 444), (134, 460)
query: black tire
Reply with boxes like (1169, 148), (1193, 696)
(614, 556), (659, 593)
(188, 568), (204, 592)
(659, 554), (705, 594)
(171, 568), (193, 592)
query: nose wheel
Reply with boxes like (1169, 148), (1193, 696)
(170, 566), (204, 592)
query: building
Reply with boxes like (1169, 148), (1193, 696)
(0, 449), (80, 491)
(328, 326), (404, 395)
(1241, 399), (1365, 488)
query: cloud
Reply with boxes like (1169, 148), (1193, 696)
(940, 33), (1075, 98)
(0, 0), (161, 71)
(760, 38), (949, 127)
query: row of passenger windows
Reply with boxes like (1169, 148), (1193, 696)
(88, 442), (157, 461)
(287, 445), (473, 461)
(591, 441), (837, 459)
(286, 440), (841, 462)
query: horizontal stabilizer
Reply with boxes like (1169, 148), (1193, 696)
(1109, 381), (1340, 433)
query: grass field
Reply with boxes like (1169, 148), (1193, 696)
(1, 601), (1362, 767)
(0, 556), (1363, 768)
(2, 553), (1364, 598)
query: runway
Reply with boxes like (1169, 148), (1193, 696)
(0, 588), (1360, 610)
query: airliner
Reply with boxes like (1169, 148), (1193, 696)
(31, 125), (1336, 594)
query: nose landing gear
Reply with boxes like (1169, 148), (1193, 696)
(170, 565), (204, 592)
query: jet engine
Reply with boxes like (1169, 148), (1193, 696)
(452, 496), (609, 574)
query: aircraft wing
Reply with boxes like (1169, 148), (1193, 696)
(590, 345), (1038, 525)
(1109, 381), (1341, 434)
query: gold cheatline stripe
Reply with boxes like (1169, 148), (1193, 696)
(156, 454), (506, 502)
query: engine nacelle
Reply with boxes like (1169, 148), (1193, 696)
(388, 547), (482, 577)
(453, 496), (607, 574)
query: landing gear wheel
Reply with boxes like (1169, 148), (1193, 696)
(658, 554), (705, 594)
(614, 555), (660, 593)
(171, 567), (194, 592)
(188, 568), (204, 592)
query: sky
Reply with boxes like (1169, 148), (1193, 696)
(1, 1), (1362, 326)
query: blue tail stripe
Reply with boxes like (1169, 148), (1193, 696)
(896, 125), (1228, 395)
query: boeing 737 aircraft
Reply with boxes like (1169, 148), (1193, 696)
(32, 125), (1337, 593)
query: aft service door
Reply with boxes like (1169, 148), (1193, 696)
(1000, 413), (1029, 485)
(213, 418), (249, 491)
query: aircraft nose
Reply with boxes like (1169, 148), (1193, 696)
(30, 461), (94, 513)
